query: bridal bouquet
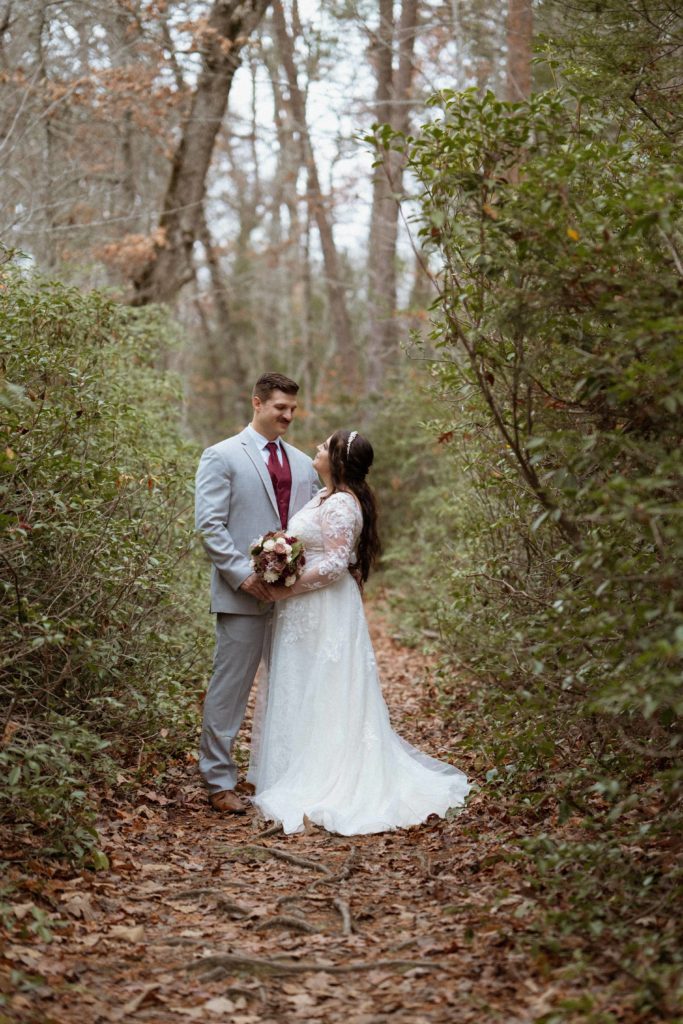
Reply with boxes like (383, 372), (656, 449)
(249, 531), (306, 587)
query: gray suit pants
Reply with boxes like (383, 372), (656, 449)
(199, 611), (272, 793)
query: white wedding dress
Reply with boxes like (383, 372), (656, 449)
(248, 489), (471, 835)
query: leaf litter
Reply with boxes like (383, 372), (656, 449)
(1, 604), (612, 1023)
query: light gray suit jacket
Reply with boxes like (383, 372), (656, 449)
(195, 428), (320, 615)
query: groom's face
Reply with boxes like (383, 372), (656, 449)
(252, 389), (298, 440)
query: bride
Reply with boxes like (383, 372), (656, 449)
(248, 428), (471, 835)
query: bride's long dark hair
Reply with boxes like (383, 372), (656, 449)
(321, 429), (381, 584)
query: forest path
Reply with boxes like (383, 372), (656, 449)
(6, 608), (560, 1024)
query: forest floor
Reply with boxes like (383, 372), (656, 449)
(3, 607), (615, 1024)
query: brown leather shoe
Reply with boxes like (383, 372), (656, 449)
(208, 790), (248, 814)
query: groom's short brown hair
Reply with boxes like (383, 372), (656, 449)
(253, 373), (299, 400)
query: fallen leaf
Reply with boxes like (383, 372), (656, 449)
(162, 900), (202, 914)
(10, 902), (35, 921)
(2, 719), (20, 744)
(203, 997), (237, 1014)
(61, 893), (97, 921)
(304, 972), (337, 993)
(140, 790), (169, 806)
(140, 862), (173, 874)
(109, 924), (144, 943)
(285, 992), (317, 1008)
(120, 984), (162, 1015)
(4, 945), (43, 967)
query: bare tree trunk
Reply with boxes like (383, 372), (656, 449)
(131, 0), (270, 306)
(266, 42), (319, 396)
(197, 206), (250, 424)
(112, 10), (141, 217)
(506, 0), (533, 101)
(30, 1), (58, 269)
(193, 288), (227, 433)
(271, 0), (357, 389)
(366, 0), (419, 391)
(155, 16), (250, 433)
(299, 206), (314, 399)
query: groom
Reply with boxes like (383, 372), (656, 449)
(195, 372), (320, 814)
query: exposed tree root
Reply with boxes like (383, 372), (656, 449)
(255, 823), (282, 839)
(225, 985), (267, 1003)
(336, 846), (362, 882)
(253, 914), (322, 935)
(152, 937), (206, 948)
(275, 893), (354, 935)
(174, 888), (250, 916)
(233, 843), (333, 875)
(185, 952), (452, 979)
(333, 897), (354, 936)
(307, 845), (361, 893)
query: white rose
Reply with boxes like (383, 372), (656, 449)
(263, 539), (276, 551)
(284, 575), (297, 587)
(263, 569), (279, 583)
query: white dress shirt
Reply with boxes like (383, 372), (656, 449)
(247, 424), (284, 467)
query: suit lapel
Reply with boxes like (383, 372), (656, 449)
(240, 429), (279, 518)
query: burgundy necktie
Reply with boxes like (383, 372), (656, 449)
(266, 441), (280, 472)
(266, 442), (292, 529)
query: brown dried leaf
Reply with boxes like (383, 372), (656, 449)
(109, 924), (145, 943)
(120, 983), (162, 1014)
(61, 893), (97, 921)
(10, 902), (35, 921)
(203, 996), (237, 1014)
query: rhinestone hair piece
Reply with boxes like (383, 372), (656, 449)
(346, 430), (358, 457)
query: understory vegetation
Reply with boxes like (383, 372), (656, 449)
(376, 4), (683, 1017)
(0, 259), (211, 863)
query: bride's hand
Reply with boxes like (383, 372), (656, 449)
(266, 584), (291, 602)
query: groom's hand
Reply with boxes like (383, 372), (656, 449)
(349, 565), (364, 592)
(240, 573), (273, 602)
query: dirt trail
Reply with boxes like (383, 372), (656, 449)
(3, 609), (560, 1024)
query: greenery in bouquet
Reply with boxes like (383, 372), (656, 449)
(249, 531), (305, 586)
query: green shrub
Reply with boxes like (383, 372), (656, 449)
(0, 260), (210, 861)
(398, 84), (682, 790)
(372, 43), (682, 1017)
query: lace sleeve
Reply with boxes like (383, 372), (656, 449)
(291, 492), (360, 593)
